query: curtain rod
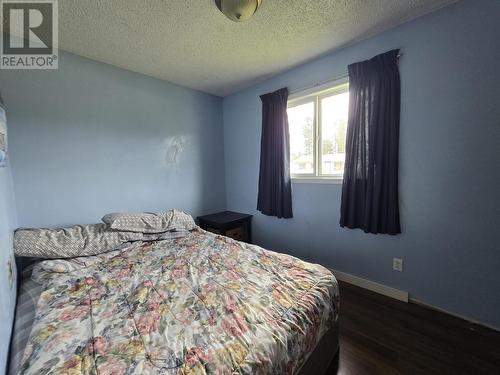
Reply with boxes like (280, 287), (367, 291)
(289, 74), (347, 95)
(289, 52), (402, 95)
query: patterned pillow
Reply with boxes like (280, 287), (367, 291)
(102, 209), (196, 233)
(14, 224), (143, 259)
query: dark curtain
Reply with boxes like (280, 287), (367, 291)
(257, 87), (293, 218)
(340, 49), (401, 234)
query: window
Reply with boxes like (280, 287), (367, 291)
(287, 80), (349, 181)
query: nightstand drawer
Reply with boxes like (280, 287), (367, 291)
(226, 226), (245, 241)
(205, 226), (222, 235)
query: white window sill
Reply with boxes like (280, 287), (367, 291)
(292, 177), (343, 184)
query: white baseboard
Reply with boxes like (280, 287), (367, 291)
(410, 298), (500, 333)
(331, 269), (409, 303)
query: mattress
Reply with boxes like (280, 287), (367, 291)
(17, 229), (339, 374)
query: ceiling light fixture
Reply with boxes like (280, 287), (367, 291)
(215, 0), (262, 22)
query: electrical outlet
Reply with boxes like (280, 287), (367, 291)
(393, 257), (403, 272)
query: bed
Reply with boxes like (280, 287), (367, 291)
(9, 213), (339, 375)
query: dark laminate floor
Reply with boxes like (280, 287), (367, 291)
(330, 281), (500, 375)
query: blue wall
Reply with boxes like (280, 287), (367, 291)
(0, 51), (226, 228)
(0, 109), (18, 373)
(223, 0), (500, 329)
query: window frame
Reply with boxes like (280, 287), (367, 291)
(286, 96), (317, 179)
(287, 77), (349, 183)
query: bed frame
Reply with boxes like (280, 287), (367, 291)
(297, 321), (339, 375)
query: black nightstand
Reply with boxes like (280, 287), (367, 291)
(197, 211), (252, 243)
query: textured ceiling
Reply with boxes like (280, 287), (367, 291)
(59, 0), (455, 96)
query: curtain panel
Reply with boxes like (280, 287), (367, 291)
(340, 49), (401, 234)
(257, 87), (293, 218)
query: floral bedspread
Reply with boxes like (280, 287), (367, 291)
(20, 229), (339, 375)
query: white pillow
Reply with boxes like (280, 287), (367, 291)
(102, 209), (196, 233)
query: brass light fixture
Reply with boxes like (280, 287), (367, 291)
(215, 0), (262, 22)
